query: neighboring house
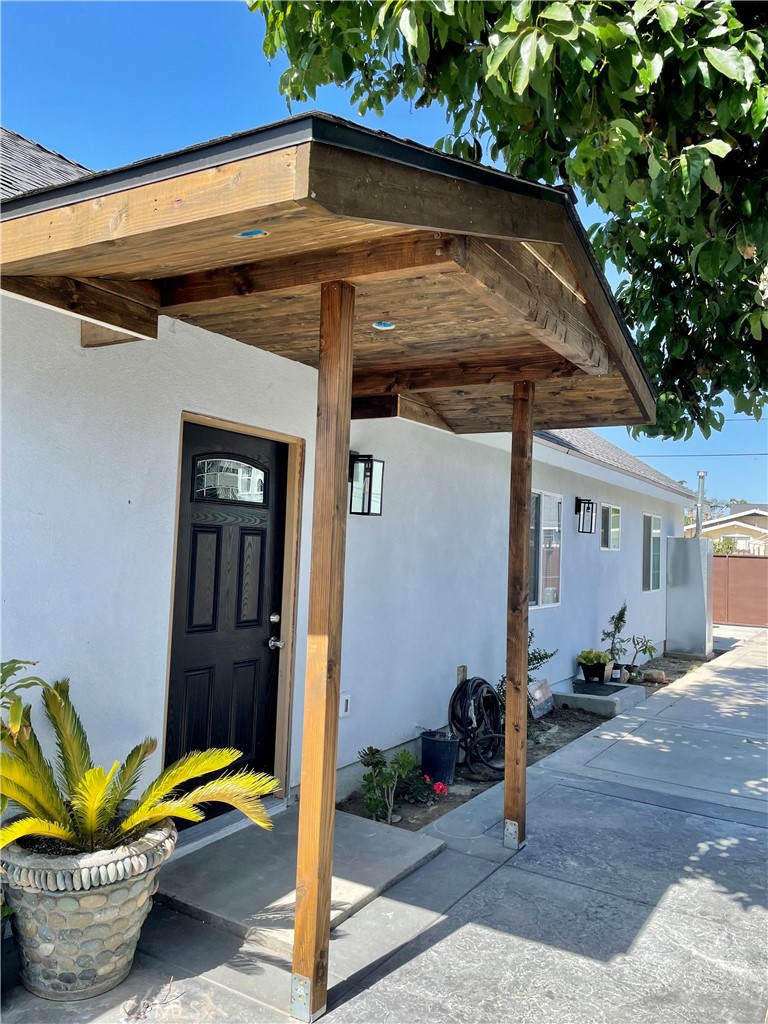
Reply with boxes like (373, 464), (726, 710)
(685, 508), (768, 555)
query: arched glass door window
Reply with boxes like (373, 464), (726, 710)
(194, 457), (267, 504)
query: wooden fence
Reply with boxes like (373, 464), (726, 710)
(713, 555), (768, 627)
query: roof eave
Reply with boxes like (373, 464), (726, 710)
(533, 433), (695, 501)
(0, 111), (568, 221)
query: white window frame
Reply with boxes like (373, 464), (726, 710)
(600, 504), (622, 551)
(642, 513), (662, 592)
(529, 489), (563, 609)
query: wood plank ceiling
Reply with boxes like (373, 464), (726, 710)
(0, 123), (655, 433)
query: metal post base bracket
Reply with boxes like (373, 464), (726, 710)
(504, 819), (527, 851)
(291, 974), (326, 1023)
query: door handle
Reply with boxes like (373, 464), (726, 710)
(268, 636), (285, 651)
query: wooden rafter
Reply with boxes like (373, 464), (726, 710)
(159, 234), (462, 314)
(351, 394), (453, 432)
(351, 354), (579, 397)
(559, 215), (656, 422)
(1, 275), (159, 341)
(521, 241), (586, 303)
(455, 238), (613, 377)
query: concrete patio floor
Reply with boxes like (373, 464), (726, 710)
(155, 807), (444, 954)
(3, 626), (766, 1023)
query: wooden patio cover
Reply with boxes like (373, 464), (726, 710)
(0, 113), (655, 1021)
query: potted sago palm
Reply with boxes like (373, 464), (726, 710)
(0, 675), (278, 1001)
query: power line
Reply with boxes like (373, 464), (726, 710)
(634, 452), (767, 458)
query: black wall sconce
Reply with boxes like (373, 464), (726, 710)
(575, 497), (596, 534)
(349, 451), (385, 516)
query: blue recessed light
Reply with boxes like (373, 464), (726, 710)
(235, 229), (268, 238)
(372, 321), (396, 331)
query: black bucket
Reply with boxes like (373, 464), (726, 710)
(420, 730), (459, 786)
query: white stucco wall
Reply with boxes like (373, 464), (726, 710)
(0, 300), (317, 784)
(335, 423), (683, 770)
(2, 298), (686, 792)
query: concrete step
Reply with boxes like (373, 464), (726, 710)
(156, 807), (444, 955)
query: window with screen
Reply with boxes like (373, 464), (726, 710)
(601, 505), (621, 550)
(642, 514), (662, 591)
(530, 491), (562, 606)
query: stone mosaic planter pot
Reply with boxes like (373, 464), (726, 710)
(1, 820), (176, 1001)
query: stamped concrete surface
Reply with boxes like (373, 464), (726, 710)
(538, 627), (768, 813)
(3, 629), (766, 1023)
(323, 628), (768, 1024)
(0, 950), (291, 1024)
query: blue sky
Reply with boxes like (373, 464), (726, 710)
(2, 1), (766, 503)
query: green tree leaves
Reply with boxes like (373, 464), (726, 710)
(251, 0), (768, 439)
(704, 45), (747, 82)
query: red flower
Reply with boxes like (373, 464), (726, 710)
(423, 775), (431, 783)
(433, 781), (448, 796)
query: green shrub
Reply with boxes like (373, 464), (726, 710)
(358, 746), (417, 824)
(496, 630), (557, 715)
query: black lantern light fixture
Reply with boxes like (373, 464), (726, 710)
(575, 497), (597, 534)
(349, 451), (385, 516)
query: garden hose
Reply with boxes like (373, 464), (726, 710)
(448, 676), (505, 779)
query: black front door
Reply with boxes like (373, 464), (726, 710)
(166, 423), (287, 784)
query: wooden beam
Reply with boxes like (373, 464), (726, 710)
(559, 214), (656, 422)
(159, 234), (461, 314)
(351, 394), (453, 432)
(520, 241), (586, 304)
(504, 381), (534, 851)
(456, 238), (612, 377)
(0, 146), (305, 276)
(80, 324), (142, 347)
(352, 355), (578, 397)
(397, 394), (453, 432)
(305, 142), (565, 244)
(292, 280), (355, 1023)
(1, 276), (159, 340)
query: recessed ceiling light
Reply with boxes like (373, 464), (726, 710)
(372, 321), (396, 331)
(234, 229), (269, 238)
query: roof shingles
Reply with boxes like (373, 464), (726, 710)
(535, 428), (695, 499)
(1, 126), (90, 201)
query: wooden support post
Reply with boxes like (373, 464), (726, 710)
(504, 381), (535, 850)
(291, 280), (355, 1022)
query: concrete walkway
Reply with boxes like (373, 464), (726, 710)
(3, 628), (766, 1023)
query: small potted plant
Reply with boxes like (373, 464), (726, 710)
(601, 602), (629, 681)
(576, 649), (613, 684)
(1, 672), (279, 1002)
(626, 635), (659, 682)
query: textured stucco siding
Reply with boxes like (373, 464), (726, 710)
(2, 298), (685, 788)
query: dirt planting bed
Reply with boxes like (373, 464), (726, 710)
(337, 705), (606, 832)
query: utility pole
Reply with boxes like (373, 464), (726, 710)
(695, 470), (707, 537)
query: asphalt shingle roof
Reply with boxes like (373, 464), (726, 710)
(1, 127), (90, 201)
(535, 428), (695, 499)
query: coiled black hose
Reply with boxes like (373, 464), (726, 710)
(448, 676), (505, 777)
